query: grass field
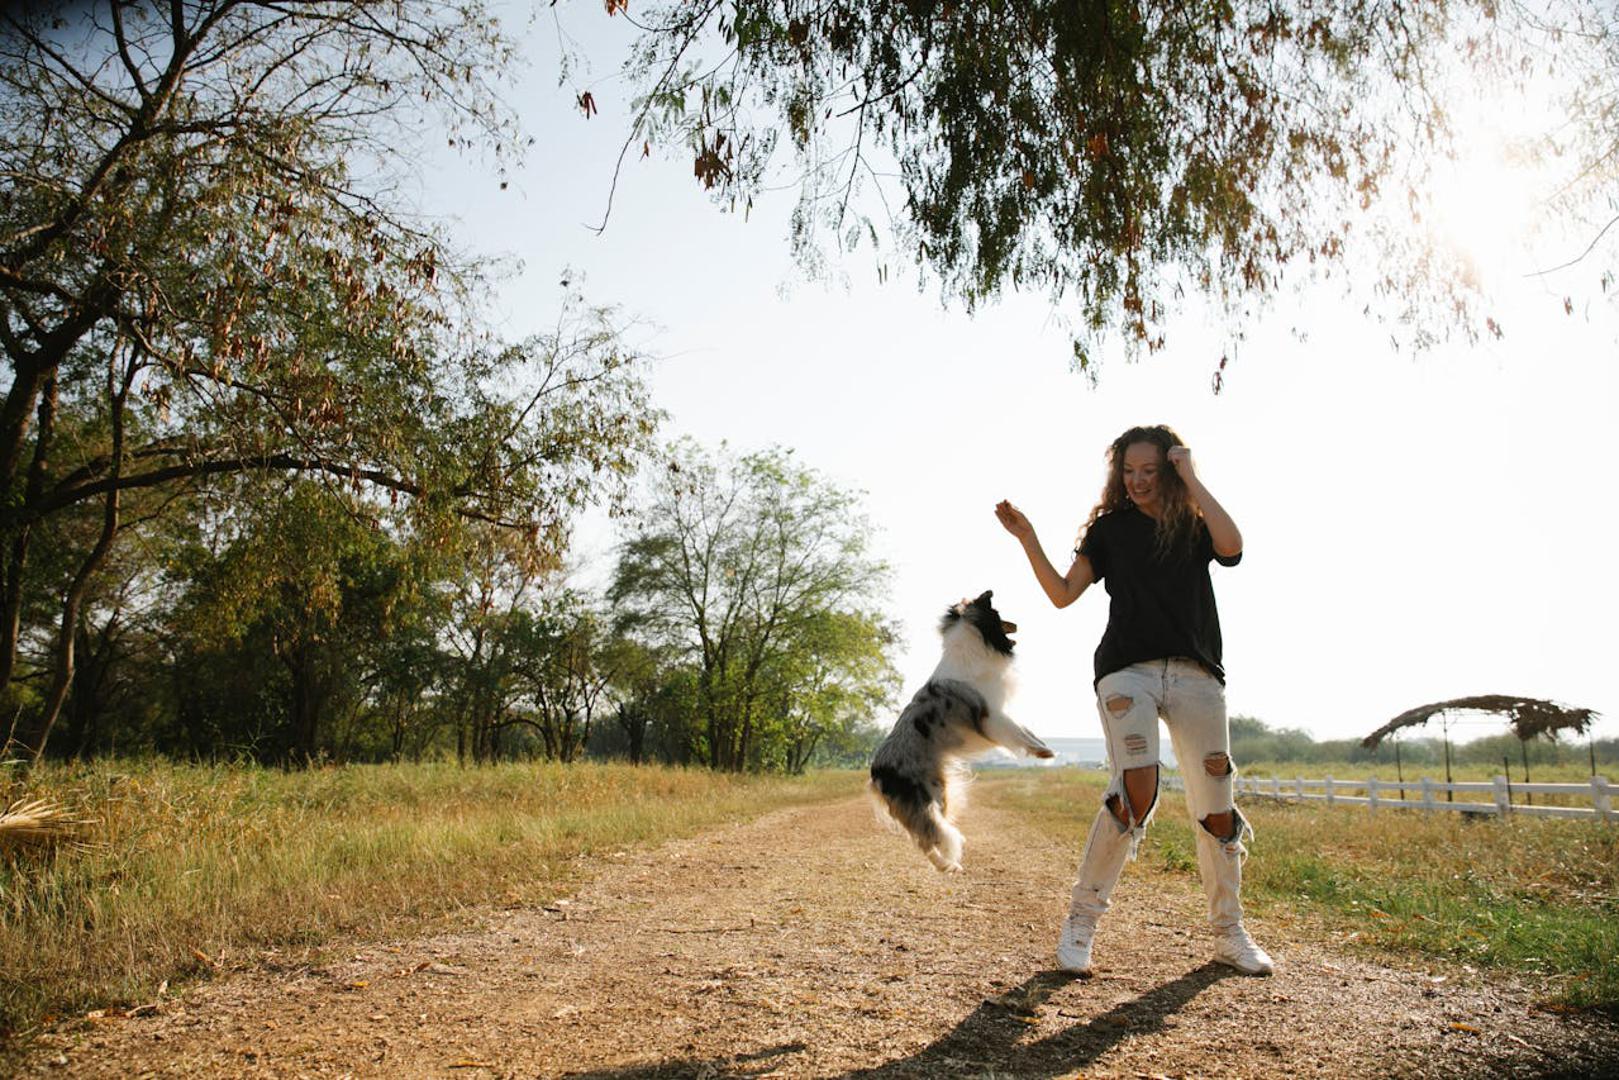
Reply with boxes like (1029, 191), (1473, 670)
(1238, 759), (1613, 785)
(1233, 759), (1614, 812)
(987, 767), (1619, 1014)
(6, 760), (1614, 1045)
(0, 760), (857, 1039)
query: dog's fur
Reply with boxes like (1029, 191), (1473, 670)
(869, 590), (1053, 872)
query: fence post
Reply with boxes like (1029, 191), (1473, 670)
(1493, 774), (1511, 818)
(1325, 775), (1335, 805)
(1592, 775), (1613, 824)
(1295, 776), (1305, 801)
(1367, 776), (1379, 816)
(1420, 777), (1435, 815)
(1271, 776), (1282, 801)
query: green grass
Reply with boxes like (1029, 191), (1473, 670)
(984, 767), (1619, 1014)
(0, 760), (857, 1038)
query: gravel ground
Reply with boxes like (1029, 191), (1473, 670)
(14, 784), (1618, 1078)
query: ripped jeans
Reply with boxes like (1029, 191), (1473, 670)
(1069, 657), (1253, 930)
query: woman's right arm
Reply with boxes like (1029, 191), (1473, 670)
(994, 500), (1095, 609)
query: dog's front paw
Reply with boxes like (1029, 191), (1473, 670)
(1032, 747), (1055, 759)
(939, 861), (963, 874)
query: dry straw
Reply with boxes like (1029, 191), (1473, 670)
(0, 797), (93, 854)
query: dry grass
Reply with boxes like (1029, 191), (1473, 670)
(0, 759), (856, 1039)
(0, 798), (93, 854)
(984, 767), (1619, 1014)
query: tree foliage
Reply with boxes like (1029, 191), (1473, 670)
(610, 441), (897, 771)
(16, 444), (898, 772)
(0, 2), (659, 757)
(615, 0), (1618, 370)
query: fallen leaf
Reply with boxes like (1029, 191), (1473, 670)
(1449, 1022), (1481, 1035)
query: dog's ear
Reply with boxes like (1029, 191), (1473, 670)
(974, 590), (994, 606)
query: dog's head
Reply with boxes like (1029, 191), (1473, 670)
(940, 590), (1017, 657)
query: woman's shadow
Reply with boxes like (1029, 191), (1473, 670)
(840, 962), (1236, 1079)
(559, 965), (1234, 1079)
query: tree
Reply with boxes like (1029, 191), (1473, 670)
(612, 1), (1617, 370)
(596, 636), (686, 764)
(758, 607), (899, 774)
(439, 524), (533, 767)
(0, 2), (658, 758)
(610, 441), (895, 771)
(169, 483), (439, 763)
(503, 590), (618, 763)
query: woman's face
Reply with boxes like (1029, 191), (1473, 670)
(1120, 441), (1166, 515)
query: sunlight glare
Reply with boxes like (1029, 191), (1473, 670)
(1424, 137), (1542, 292)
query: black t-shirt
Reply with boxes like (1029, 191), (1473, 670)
(1076, 506), (1241, 685)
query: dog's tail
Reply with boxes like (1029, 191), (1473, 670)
(868, 765), (966, 871)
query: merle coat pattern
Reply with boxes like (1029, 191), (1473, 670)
(869, 591), (1053, 871)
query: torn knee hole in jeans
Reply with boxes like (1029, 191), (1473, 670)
(1200, 811), (1235, 841)
(1104, 766), (1161, 859)
(1105, 793), (1129, 827)
(1105, 694), (1133, 716)
(1203, 752), (1233, 777)
(1201, 807), (1250, 847)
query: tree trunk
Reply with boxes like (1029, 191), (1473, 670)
(16, 348), (129, 762)
(391, 697), (406, 763)
(628, 716), (644, 765)
(18, 517), (120, 760)
(285, 646), (324, 764)
(0, 358), (49, 505)
(0, 373), (58, 711)
(736, 694), (758, 773)
(67, 618), (103, 759)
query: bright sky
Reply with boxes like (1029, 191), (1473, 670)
(415, 6), (1618, 746)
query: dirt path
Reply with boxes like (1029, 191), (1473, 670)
(18, 783), (1618, 1078)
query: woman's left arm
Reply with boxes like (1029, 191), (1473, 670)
(1167, 446), (1243, 558)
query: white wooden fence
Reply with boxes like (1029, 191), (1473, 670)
(1169, 773), (1615, 821)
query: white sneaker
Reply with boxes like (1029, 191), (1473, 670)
(1056, 913), (1097, 976)
(1213, 925), (1274, 975)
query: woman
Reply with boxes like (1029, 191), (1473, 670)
(994, 424), (1273, 977)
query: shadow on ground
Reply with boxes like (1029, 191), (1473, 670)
(841, 964), (1234, 1079)
(561, 1041), (811, 1079)
(560, 966), (1233, 1079)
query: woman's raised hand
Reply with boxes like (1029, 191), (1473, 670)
(995, 500), (1035, 542)
(1167, 444), (1198, 483)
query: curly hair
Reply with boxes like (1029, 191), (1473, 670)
(1075, 425), (1201, 559)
